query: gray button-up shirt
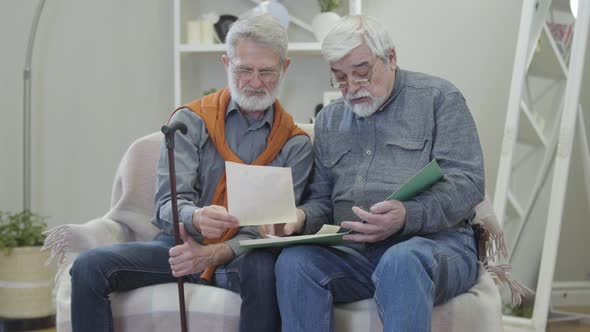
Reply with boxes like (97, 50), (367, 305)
(153, 99), (313, 257)
(300, 68), (485, 251)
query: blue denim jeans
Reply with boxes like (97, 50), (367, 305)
(70, 233), (278, 332)
(275, 225), (479, 332)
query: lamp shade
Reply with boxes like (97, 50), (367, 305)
(245, 0), (289, 28)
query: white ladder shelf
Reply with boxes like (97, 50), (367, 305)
(494, 0), (590, 331)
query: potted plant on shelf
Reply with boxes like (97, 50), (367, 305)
(312, 0), (342, 42)
(0, 210), (54, 320)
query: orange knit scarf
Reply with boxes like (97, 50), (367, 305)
(175, 87), (306, 281)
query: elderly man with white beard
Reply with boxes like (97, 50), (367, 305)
(266, 15), (485, 332)
(68, 15), (312, 332)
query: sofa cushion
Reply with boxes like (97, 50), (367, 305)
(55, 262), (500, 332)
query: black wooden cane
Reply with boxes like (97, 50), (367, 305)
(161, 121), (189, 332)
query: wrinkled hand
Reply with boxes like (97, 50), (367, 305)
(168, 224), (215, 277)
(194, 205), (239, 239)
(341, 200), (406, 243)
(258, 208), (306, 237)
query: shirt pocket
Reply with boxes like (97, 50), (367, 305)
(323, 144), (354, 188)
(382, 137), (431, 179)
(385, 137), (427, 151)
(326, 146), (352, 169)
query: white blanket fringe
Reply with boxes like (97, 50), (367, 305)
(486, 264), (535, 307)
(42, 225), (71, 266)
(473, 195), (535, 307)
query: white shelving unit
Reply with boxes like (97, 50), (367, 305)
(495, 0), (575, 258)
(495, 0), (590, 331)
(173, 0), (362, 122)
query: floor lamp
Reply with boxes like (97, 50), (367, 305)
(23, 0), (47, 211)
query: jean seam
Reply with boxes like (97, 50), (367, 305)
(215, 267), (239, 274)
(99, 270), (111, 332)
(325, 292), (333, 332)
(371, 272), (379, 285)
(445, 253), (462, 264)
(427, 274), (435, 303)
(105, 301), (109, 332)
(371, 274), (385, 319)
(295, 261), (337, 331)
(429, 252), (463, 271)
(318, 271), (373, 288)
(373, 294), (385, 320)
(104, 267), (171, 282)
(102, 247), (173, 281)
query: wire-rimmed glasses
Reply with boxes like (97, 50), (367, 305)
(330, 61), (378, 89)
(228, 58), (281, 84)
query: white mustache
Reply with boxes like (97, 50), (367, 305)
(243, 88), (266, 94)
(346, 89), (372, 100)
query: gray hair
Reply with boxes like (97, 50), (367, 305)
(226, 14), (288, 62)
(321, 15), (395, 62)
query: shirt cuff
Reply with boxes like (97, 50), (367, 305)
(400, 201), (424, 236)
(180, 206), (199, 236)
(300, 205), (323, 235)
(224, 226), (260, 257)
(225, 236), (248, 257)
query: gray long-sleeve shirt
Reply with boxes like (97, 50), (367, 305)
(300, 68), (485, 251)
(153, 99), (313, 257)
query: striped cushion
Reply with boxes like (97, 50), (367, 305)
(55, 264), (501, 332)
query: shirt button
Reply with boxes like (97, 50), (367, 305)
(368, 120), (373, 125)
(366, 149), (372, 155)
(357, 176), (363, 181)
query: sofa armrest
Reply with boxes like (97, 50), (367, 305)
(42, 218), (132, 269)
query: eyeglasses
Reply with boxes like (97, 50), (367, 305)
(228, 58), (282, 83)
(330, 61), (378, 89)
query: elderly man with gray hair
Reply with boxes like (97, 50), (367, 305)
(69, 14), (312, 332)
(270, 15), (485, 332)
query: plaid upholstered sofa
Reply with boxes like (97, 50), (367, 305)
(43, 124), (503, 331)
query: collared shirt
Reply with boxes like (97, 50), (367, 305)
(300, 68), (485, 252)
(153, 99), (313, 257)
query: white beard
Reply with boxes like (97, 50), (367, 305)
(344, 89), (386, 118)
(228, 71), (284, 112)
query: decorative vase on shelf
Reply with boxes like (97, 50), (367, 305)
(312, 0), (342, 42)
(312, 12), (341, 42)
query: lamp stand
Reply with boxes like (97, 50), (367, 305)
(23, 0), (46, 211)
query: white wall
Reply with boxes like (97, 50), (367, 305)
(0, 0), (173, 227)
(366, 0), (523, 197)
(1, 0), (522, 229)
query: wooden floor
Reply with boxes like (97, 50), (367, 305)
(548, 321), (590, 332)
(547, 306), (590, 332)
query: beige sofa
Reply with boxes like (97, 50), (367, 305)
(43, 124), (503, 332)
